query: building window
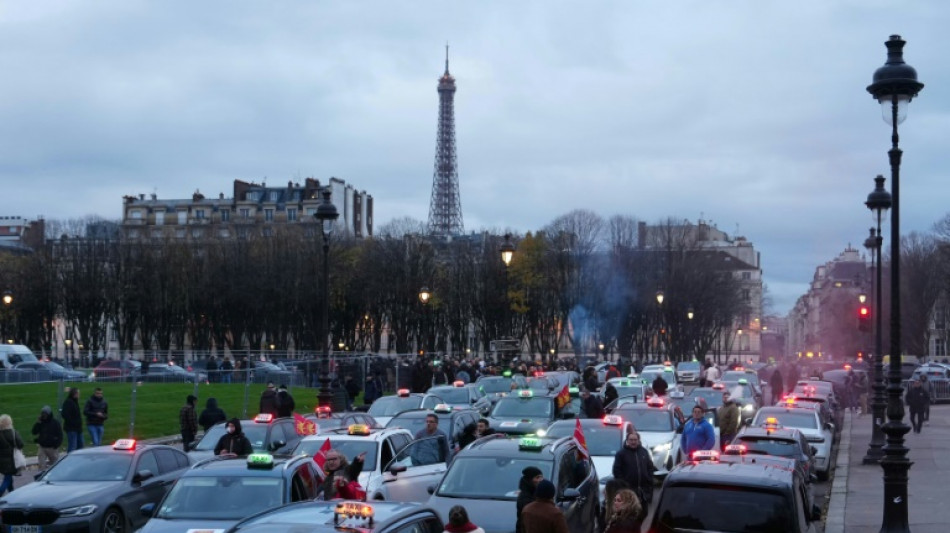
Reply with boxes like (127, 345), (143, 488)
(742, 272), (751, 280)
(130, 210), (143, 219)
(175, 229), (186, 239)
(935, 338), (946, 357)
(742, 289), (751, 302)
(151, 229), (162, 239)
(287, 208), (297, 222)
(191, 228), (203, 239)
(177, 211), (187, 225)
(240, 208), (251, 220)
(219, 229), (230, 238)
(263, 227), (273, 237)
(269, 191), (280, 202)
(247, 191), (261, 201)
(155, 211), (164, 226)
(264, 209), (274, 222)
(195, 209), (206, 220)
(237, 227), (249, 239)
(129, 229), (140, 239)
(306, 207), (317, 217)
(220, 209), (230, 222)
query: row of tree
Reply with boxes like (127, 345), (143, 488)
(0, 211), (759, 363)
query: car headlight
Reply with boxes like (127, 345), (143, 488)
(652, 442), (672, 453)
(59, 504), (98, 517)
(742, 404), (754, 412)
(536, 429), (547, 437)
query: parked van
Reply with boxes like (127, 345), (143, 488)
(0, 344), (39, 370)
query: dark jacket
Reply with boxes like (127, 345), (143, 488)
(276, 390), (296, 418)
(457, 423), (478, 450)
(179, 403), (198, 435)
(0, 428), (25, 476)
(769, 369), (785, 397)
(198, 398), (228, 432)
(364, 376), (383, 405)
(651, 376), (668, 396)
(604, 514), (642, 533)
(582, 395), (605, 419)
(61, 396), (83, 432)
(521, 500), (569, 533)
(344, 379), (361, 401)
(612, 444), (656, 505)
(515, 477), (537, 533)
(906, 385), (931, 411)
(603, 383), (619, 407)
(213, 419), (254, 456)
(83, 396), (109, 426)
(32, 412), (64, 449)
(259, 388), (279, 415)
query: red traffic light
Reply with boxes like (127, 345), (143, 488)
(859, 306), (870, 317)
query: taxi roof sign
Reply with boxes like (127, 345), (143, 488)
(502, 370), (512, 377)
(433, 403), (452, 414)
(691, 449), (720, 461)
(568, 386), (580, 394)
(254, 413), (274, 423)
(723, 444), (747, 455)
(397, 388), (410, 397)
(737, 378), (748, 384)
(711, 382), (725, 390)
(247, 453), (274, 469)
(603, 415), (623, 426)
(315, 405), (332, 418)
(453, 380), (465, 387)
(663, 367), (674, 372)
(519, 436), (543, 450)
(517, 389), (533, 398)
(348, 424), (371, 436)
(113, 439), (137, 451)
(646, 396), (665, 407)
(334, 502), (375, 526)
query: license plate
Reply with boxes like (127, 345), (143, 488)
(11, 526), (41, 533)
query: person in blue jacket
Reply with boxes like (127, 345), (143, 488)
(680, 404), (716, 459)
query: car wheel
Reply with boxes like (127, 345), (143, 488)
(101, 507), (126, 533)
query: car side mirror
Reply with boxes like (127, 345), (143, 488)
(743, 417), (753, 426)
(389, 464), (408, 475)
(270, 440), (286, 452)
(140, 503), (156, 517)
(132, 469), (154, 484)
(825, 423), (834, 431)
(561, 488), (581, 501)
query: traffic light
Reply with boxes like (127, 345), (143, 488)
(858, 305), (871, 332)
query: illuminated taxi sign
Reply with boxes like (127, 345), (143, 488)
(347, 424), (371, 436)
(502, 370), (513, 377)
(691, 450), (720, 461)
(113, 439), (137, 451)
(433, 403), (453, 414)
(784, 396), (798, 406)
(723, 444), (747, 455)
(568, 386), (579, 395)
(735, 366), (745, 371)
(617, 380), (632, 387)
(517, 389), (534, 398)
(453, 380), (465, 387)
(246, 453), (274, 469)
(646, 396), (665, 407)
(519, 436), (543, 450)
(669, 390), (685, 399)
(737, 378), (748, 385)
(254, 413), (274, 423)
(663, 367), (674, 373)
(397, 388), (410, 397)
(663, 361), (672, 366)
(315, 405), (332, 419)
(711, 382), (725, 390)
(603, 415), (622, 426)
(334, 502), (375, 526)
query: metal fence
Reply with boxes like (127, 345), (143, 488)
(901, 379), (950, 403)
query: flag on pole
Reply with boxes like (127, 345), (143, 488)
(555, 385), (571, 409)
(313, 438), (332, 480)
(573, 418), (589, 460)
(293, 413), (317, 436)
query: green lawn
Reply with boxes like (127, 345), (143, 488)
(0, 381), (328, 450)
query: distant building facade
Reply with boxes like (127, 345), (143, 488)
(0, 216), (45, 254)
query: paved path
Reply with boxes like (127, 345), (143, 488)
(826, 404), (949, 532)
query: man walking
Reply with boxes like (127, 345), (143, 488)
(680, 404), (716, 459)
(612, 430), (656, 513)
(61, 388), (83, 452)
(769, 367), (785, 404)
(83, 388), (108, 446)
(718, 392), (741, 449)
(179, 395), (198, 451)
(276, 385), (296, 418)
(32, 406), (63, 469)
(906, 379), (930, 434)
(259, 382), (279, 415)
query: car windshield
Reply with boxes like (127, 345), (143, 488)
(491, 398), (552, 418)
(386, 415), (453, 438)
(44, 453), (132, 482)
(613, 408), (673, 432)
(613, 385), (647, 399)
(546, 423), (621, 456)
(428, 387), (470, 404)
(436, 457), (552, 499)
(736, 437), (800, 457)
(677, 362), (701, 371)
(654, 486), (792, 532)
(292, 439), (377, 471)
(314, 418), (345, 431)
(367, 397), (421, 417)
(525, 379), (551, 391)
(690, 390), (725, 409)
(724, 383), (755, 399)
(194, 423), (269, 452)
(639, 371), (675, 385)
(754, 411), (818, 430)
(478, 378), (515, 393)
(156, 476), (283, 520)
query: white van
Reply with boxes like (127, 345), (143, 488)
(0, 344), (39, 369)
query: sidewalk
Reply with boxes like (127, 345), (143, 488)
(826, 405), (950, 532)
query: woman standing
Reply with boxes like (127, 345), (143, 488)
(443, 505), (485, 533)
(0, 414), (25, 496)
(604, 489), (643, 533)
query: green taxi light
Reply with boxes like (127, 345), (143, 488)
(738, 378), (748, 384)
(519, 437), (543, 450)
(247, 453), (274, 469)
(503, 370), (512, 377)
(618, 380), (631, 387)
(663, 367), (674, 372)
(568, 386), (579, 394)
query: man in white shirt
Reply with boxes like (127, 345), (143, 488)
(704, 363), (721, 385)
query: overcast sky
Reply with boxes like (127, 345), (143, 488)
(1, 1), (947, 315)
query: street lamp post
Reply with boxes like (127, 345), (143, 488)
(1, 291), (11, 344)
(419, 286), (431, 355)
(314, 188), (339, 410)
(64, 338), (73, 367)
(867, 34), (923, 532)
(655, 290), (664, 361)
(864, 177), (891, 465)
(500, 234), (516, 361)
(687, 306), (695, 360)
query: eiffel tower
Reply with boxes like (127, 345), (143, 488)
(427, 46), (464, 238)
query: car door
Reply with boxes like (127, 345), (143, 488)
(379, 436), (448, 502)
(117, 450), (169, 528)
(554, 446), (598, 531)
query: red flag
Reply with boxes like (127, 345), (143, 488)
(293, 413), (317, 436)
(555, 385), (570, 408)
(573, 418), (589, 460)
(313, 438), (332, 480)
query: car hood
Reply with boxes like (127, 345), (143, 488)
(1, 480), (121, 508)
(141, 517), (236, 533)
(428, 495), (515, 533)
(638, 431), (676, 449)
(489, 417), (549, 435)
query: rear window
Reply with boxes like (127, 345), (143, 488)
(653, 485), (792, 532)
(754, 412), (818, 430)
(734, 436), (801, 458)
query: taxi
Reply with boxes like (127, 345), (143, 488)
(717, 378), (761, 416)
(426, 381), (492, 415)
(427, 435), (600, 533)
(0, 439), (191, 533)
(292, 425), (444, 503)
(635, 366), (684, 394)
(486, 389), (569, 436)
(222, 501), (444, 533)
(304, 406), (382, 433)
(475, 373), (523, 405)
(655, 450), (821, 532)
(385, 405), (481, 451)
(751, 403), (836, 480)
(602, 377), (650, 402)
(612, 396), (681, 475)
(189, 414), (302, 462)
(688, 386), (728, 409)
(138, 453), (320, 533)
(732, 418), (817, 486)
(366, 389), (445, 426)
(675, 360), (702, 384)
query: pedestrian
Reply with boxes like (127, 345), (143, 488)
(276, 385), (296, 418)
(769, 367), (785, 404)
(364, 373), (382, 405)
(412, 414), (452, 464)
(718, 392), (741, 449)
(704, 362), (721, 387)
(61, 387), (83, 452)
(612, 430), (656, 511)
(457, 423), (478, 450)
(680, 404), (716, 458)
(179, 395), (198, 451)
(140, 355), (151, 376)
(31, 406), (63, 470)
(213, 418), (254, 456)
(321, 449), (366, 500)
(198, 397), (228, 432)
(443, 505), (485, 533)
(651, 375), (668, 397)
(604, 488), (644, 533)
(515, 466), (544, 533)
(259, 382), (279, 415)
(602, 382), (618, 407)
(83, 388), (108, 446)
(581, 389), (605, 419)
(603, 478), (630, 525)
(476, 418), (495, 438)
(906, 379), (930, 434)
(521, 480), (569, 533)
(583, 367), (599, 393)
(220, 357), (234, 384)
(0, 414), (25, 496)
(918, 374), (932, 422)
(344, 375), (360, 410)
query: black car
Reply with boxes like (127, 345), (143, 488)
(189, 414), (303, 462)
(304, 408), (381, 433)
(426, 383), (492, 415)
(427, 435), (601, 533)
(223, 501), (443, 533)
(0, 439), (191, 533)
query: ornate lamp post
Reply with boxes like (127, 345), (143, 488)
(419, 286), (431, 355)
(863, 176), (891, 465)
(867, 34), (923, 532)
(314, 188), (339, 409)
(500, 234), (516, 345)
(687, 306), (695, 359)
